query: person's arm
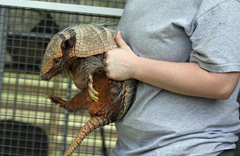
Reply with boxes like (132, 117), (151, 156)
(103, 31), (240, 100)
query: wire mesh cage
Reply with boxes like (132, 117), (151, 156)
(0, 1), (240, 156)
(0, 0), (125, 155)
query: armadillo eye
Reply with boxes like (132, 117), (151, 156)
(62, 39), (71, 49)
(54, 58), (61, 63)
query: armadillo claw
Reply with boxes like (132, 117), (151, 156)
(88, 75), (93, 83)
(87, 74), (98, 102)
(88, 88), (98, 102)
(88, 82), (99, 95)
(65, 70), (75, 80)
(47, 95), (58, 104)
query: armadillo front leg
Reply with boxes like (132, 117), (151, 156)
(63, 116), (111, 156)
(47, 92), (88, 113)
(81, 58), (99, 102)
(87, 74), (99, 102)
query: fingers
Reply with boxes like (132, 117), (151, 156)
(104, 30), (128, 61)
(102, 31), (131, 80)
(103, 54), (108, 68)
(103, 54), (109, 75)
(103, 59), (110, 78)
(105, 71), (111, 79)
(103, 50), (113, 67)
(103, 53), (113, 79)
(115, 31), (128, 49)
(103, 51), (110, 68)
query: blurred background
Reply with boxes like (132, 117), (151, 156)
(0, 0), (239, 156)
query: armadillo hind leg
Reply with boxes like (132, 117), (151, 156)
(63, 116), (111, 156)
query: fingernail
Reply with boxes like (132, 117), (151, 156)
(117, 31), (121, 36)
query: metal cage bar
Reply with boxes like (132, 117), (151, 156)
(0, 1), (240, 156)
(0, 0), (124, 16)
(0, 1), (123, 155)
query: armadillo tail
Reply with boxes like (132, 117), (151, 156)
(63, 116), (111, 156)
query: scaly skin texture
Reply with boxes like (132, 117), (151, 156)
(40, 24), (117, 80)
(63, 116), (111, 156)
(40, 24), (136, 155)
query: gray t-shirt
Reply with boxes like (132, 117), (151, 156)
(110, 0), (240, 156)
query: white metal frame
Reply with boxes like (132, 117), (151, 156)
(0, 0), (124, 16)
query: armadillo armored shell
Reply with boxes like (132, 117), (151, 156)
(40, 24), (117, 79)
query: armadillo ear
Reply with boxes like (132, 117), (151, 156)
(62, 39), (71, 49)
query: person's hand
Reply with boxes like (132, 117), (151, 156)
(103, 31), (138, 80)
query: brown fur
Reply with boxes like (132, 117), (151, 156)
(48, 72), (124, 121)
(40, 24), (136, 155)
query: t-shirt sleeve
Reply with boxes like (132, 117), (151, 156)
(189, 0), (240, 73)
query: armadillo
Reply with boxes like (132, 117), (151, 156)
(40, 24), (136, 156)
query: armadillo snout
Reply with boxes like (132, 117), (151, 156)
(40, 72), (51, 81)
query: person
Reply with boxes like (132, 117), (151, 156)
(104, 0), (240, 156)
(73, 0), (240, 155)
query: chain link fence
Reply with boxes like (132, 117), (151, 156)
(0, 0), (125, 155)
(0, 1), (240, 156)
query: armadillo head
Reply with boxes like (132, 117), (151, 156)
(40, 30), (76, 81)
(40, 24), (117, 81)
